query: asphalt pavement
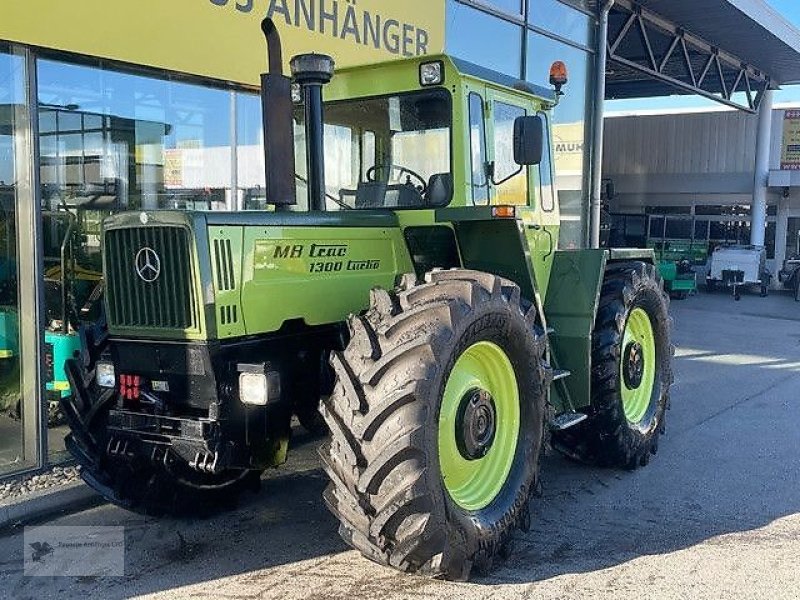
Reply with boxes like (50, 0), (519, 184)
(0, 289), (798, 600)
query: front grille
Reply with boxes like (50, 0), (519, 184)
(105, 226), (199, 331)
(213, 238), (236, 291)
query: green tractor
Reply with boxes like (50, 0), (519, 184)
(61, 20), (673, 580)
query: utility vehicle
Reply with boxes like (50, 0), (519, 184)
(62, 19), (673, 580)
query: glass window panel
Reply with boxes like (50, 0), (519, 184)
(447, 2), (523, 77)
(469, 93), (489, 205)
(36, 58), (235, 460)
(236, 93), (266, 210)
(37, 59), (233, 214)
(493, 101), (527, 205)
(529, 0), (593, 46)
(473, 0), (523, 16)
(527, 32), (591, 246)
(649, 216), (665, 239)
(318, 89), (453, 210)
(665, 218), (693, 239)
(0, 47), (26, 473)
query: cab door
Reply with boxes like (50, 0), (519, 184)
(485, 90), (557, 299)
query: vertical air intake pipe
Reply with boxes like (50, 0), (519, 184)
(291, 54), (335, 212)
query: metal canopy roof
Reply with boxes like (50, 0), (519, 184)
(602, 0), (800, 111)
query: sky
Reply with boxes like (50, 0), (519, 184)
(607, 0), (800, 112)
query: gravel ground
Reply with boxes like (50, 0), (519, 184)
(0, 291), (798, 599)
(0, 465), (81, 504)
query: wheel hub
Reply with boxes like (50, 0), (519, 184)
(622, 341), (645, 389)
(455, 389), (497, 460)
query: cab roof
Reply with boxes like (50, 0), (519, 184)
(328, 54), (556, 105)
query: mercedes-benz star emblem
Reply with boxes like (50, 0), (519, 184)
(135, 247), (161, 283)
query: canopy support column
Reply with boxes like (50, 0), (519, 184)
(750, 88), (775, 248)
(590, 0), (614, 249)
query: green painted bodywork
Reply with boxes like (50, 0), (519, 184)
(544, 248), (655, 411)
(620, 307), (656, 423)
(439, 341), (520, 511)
(44, 330), (82, 397)
(658, 261), (697, 294)
(99, 54), (656, 413)
(0, 307), (19, 359)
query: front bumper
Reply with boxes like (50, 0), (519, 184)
(62, 338), (293, 474)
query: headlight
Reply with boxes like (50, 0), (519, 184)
(238, 364), (280, 406)
(420, 61), (444, 86)
(96, 362), (116, 388)
(239, 372), (269, 406)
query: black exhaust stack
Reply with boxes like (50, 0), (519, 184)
(260, 18), (296, 207)
(291, 53), (335, 211)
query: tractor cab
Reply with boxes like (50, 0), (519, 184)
(278, 53), (562, 221)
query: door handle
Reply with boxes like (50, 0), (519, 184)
(527, 224), (554, 261)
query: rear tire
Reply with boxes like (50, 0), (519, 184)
(320, 270), (549, 580)
(553, 261), (672, 469)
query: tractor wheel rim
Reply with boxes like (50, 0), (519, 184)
(438, 341), (520, 511)
(620, 307), (657, 424)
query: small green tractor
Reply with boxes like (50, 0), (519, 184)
(62, 20), (673, 580)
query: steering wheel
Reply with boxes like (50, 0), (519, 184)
(366, 165), (427, 194)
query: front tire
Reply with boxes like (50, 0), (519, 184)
(320, 270), (549, 580)
(554, 261), (672, 469)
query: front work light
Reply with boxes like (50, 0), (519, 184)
(238, 364), (281, 406)
(420, 61), (444, 86)
(240, 373), (269, 406)
(96, 362), (116, 389)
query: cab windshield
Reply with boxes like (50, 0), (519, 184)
(297, 88), (452, 210)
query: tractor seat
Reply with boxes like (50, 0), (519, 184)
(426, 173), (453, 206)
(354, 181), (388, 209)
(352, 182), (421, 209)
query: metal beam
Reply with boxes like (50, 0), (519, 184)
(607, 0), (771, 113)
(590, 0), (615, 249)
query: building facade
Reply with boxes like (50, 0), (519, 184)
(604, 105), (800, 278)
(0, 1), (599, 477)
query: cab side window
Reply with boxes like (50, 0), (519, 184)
(493, 102), (528, 205)
(538, 113), (555, 212)
(468, 93), (489, 205)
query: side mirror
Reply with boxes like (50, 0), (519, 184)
(513, 116), (544, 166)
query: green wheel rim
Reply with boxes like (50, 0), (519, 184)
(438, 341), (520, 511)
(620, 307), (657, 424)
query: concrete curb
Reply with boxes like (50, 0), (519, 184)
(0, 481), (103, 531)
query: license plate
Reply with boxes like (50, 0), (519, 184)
(152, 381), (170, 392)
